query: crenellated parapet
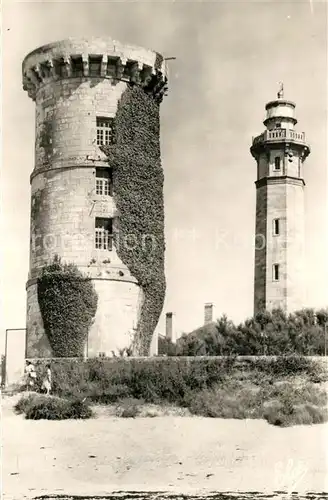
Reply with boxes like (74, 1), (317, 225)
(22, 37), (169, 103)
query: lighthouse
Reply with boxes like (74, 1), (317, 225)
(251, 85), (311, 315)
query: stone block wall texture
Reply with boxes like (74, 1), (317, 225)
(286, 182), (306, 312)
(23, 37), (168, 357)
(265, 181), (288, 311)
(254, 178), (306, 315)
(254, 183), (268, 313)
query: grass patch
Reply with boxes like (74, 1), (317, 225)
(14, 393), (93, 420)
(115, 397), (143, 418)
(188, 379), (328, 426)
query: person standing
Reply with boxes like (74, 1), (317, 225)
(25, 360), (36, 391)
(42, 363), (52, 395)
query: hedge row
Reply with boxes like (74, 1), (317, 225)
(27, 355), (326, 405)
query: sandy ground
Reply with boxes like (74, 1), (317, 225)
(2, 394), (328, 500)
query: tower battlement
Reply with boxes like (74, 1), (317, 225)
(22, 37), (168, 102)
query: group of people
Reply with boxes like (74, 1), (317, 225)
(25, 361), (52, 395)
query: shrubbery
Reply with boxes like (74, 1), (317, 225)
(188, 379), (328, 426)
(26, 355), (327, 426)
(162, 308), (328, 356)
(115, 397), (143, 418)
(43, 356), (237, 404)
(14, 393), (93, 420)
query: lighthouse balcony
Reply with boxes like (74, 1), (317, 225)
(252, 128), (306, 146)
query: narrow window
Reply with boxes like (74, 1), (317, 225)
(71, 56), (83, 77)
(273, 218), (280, 236)
(95, 168), (112, 196)
(273, 264), (280, 281)
(96, 117), (114, 146)
(89, 56), (102, 76)
(274, 156), (281, 171)
(95, 218), (113, 250)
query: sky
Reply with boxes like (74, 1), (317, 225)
(1, 0), (327, 351)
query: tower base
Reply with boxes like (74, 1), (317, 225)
(26, 278), (141, 358)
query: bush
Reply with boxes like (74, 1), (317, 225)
(188, 378), (328, 426)
(32, 355), (323, 404)
(28, 356), (327, 426)
(263, 401), (327, 427)
(177, 307), (328, 356)
(46, 357), (235, 405)
(188, 381), (261, 419)
(14, 393), (93, 420)
(14, 393), (39, 415)
(238, 355), (325, 381)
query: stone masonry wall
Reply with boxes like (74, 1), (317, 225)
(286, 182), (306, 312)
(265, 181), (288, 311)
(34, 78), (126, 172)
(26, 279), (141, 358)
(29, 167), (137, 280)
(254, 184), (267, 313)
(254, 178), (305, 315)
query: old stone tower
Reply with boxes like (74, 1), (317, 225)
(251, 86), (311, 315)
(22, 37), (168, 358)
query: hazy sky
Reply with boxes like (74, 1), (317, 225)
(1, 0), (327, 350)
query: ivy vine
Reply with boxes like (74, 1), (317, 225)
(102, 84), (166, 356)
(37, 255), (98, 357)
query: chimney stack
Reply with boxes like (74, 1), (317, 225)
(204, 303), (213, 325)
(150, 330), (158, 356)
(165, 312), (175, 342)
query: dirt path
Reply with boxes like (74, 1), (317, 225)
(2, 395), (328, 499)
